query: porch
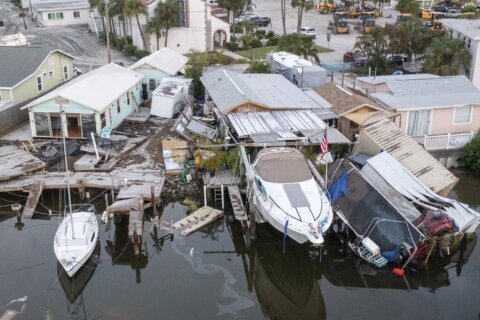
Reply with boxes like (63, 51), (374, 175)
(414, 132), (476, 151)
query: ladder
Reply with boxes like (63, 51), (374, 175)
(214, 187), (223, 202)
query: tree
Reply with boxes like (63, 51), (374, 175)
(355, 27), (390, 74)
(147, 16), (162, 50)
(423, 36), (471, 76)
(291, 0), (314, 35)
(281, 0), (287, 35)
(156, 0), (180, 47)
(185, 52), (210, 99)
(396, 0), (419, 14)
(124, 0), (148, 50)
(218, 0), (247, 21)
(460, 132), (480, 174)
(278, 34), (313, 54)
(247, 61), (270, 73)
(297, 42), (320, 63)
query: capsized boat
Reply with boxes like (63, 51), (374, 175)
(54, 205), (98, 278)
(250, 147), (333, 245)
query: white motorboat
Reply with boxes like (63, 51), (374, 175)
(250, 147), (333, 245)
(54, 205), (98, 277)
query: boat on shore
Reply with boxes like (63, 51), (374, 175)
(249, 147), (333, 245)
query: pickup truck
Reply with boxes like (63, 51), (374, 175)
(446, 9), (462, 18)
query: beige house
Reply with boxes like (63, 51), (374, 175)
(358, 74), (480, 151)
(0, 46), (75, 134)
(313, 83), (394, 141)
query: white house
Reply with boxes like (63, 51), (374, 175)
(442, 19), (480, 89)
(23, 63), (144, 139)
(128, 48), (189, 100)
(90, 0), (230, 54)
(33, 0), (91, 27)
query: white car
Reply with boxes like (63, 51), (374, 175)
(300, 27), (316, 39)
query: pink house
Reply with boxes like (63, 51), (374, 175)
(357, 74), (480, 150)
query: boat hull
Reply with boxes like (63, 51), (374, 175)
(54, 211), (99, 278)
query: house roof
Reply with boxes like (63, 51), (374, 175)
(370, 75), (480, 110)
(357, 73), (439, 85)
(313, 83), (388, 117)
(129, 48), (189, 75)
(201, 69), (324, 114)
(34, 0), (90, 11)
(441, 18), (480, 40)
(23, 63), (144, 111)
(356, 118), (458, 195)
(0, 46), (75, 88)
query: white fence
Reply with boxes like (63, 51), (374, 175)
(423, 132), (475, 151)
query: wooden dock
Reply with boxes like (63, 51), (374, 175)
(227, 186), (247, 221)
(22, 180), (44, 218)
(0, 145), (46, 181)
(172, 206), (224, 236)
(80, 136), (146, 158)
(74, 154), (118, 171)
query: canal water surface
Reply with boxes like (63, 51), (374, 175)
(0, 171), (479, 319)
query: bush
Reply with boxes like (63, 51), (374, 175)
(266, 30), (276, 39)
(462, 2), (476, 12)
(231, 24), (244, 34)
(266, 36), (279, 46)
(255, 30), (266, 37)
(123, 43), (137, 56)
(134, 49), (150, 59)
(241, 35), (254, 50)
(460, 132), (480, 174)
(230, 35), (238, 42)
(251, 37), (262, 48)
(226, 41), (240, 51)
(209, 52), (234, 65)
(247, 61), (270, 73)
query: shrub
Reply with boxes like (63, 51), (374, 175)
(460, 131), (480, 174)
(226, 41), (240, 51)
(266, 30), (276, 39)
(251, 37), (262, 48)
(231, 24), (243, 34)
(241, 35), (254, 50)
(266, 36), (279, 46)
(123, 43), (137, 56)
(230, 35), (238, 42)
(255, 30), (266, 37)
(209, 52), (234, 65)
(247, 61), (270, 73)
(134, 49), (150, 59)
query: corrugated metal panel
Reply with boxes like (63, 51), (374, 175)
(310, 127), (351, 144)
(359, 119), (458, 194)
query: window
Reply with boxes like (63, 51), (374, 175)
(48, 70), (54, 78)
(34, 113), (50, 136)
(407, 110), (430, 136)
(117, 98), (121, 113)
(149, 78), (156, 90)
(126, 92), (130, 105)
(100, 112), (106, 128)
(47, 12), (64, 20)
(63, 65), (69, 80)
(73, 11), (80, 18)
(36, 75), (43, 92)
(454, 106), (472, 124)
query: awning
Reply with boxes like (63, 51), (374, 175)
(344, 110), (379, 125)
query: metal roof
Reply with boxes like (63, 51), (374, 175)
(33, 0), (90, 11)
(23, 63), (144, 111)
(441, 18), (480, 40)
(0, 46), (74, 88)
(129, 48), (189, 75)
(355, 119), (458, 195)
(227, 110), (350, 144)
(201, 69), (324, 114)
(370, 76), (480, 110)
(357, 74), (439, 85)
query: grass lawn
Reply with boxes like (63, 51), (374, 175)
(234, 44), (334, 59)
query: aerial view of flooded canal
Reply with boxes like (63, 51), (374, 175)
(0, 171), (479, 320)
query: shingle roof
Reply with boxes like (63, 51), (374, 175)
(0, 46), (74, 88)
(313, 82), (388, 116)
(129, 48), (188, 75)
(201, 69), (324, 114)
(23, 63), (144, 111)
(370, 75), (480, 110)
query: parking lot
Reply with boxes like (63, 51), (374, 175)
(253, 0), (399, 64)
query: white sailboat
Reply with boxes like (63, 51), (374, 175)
(53, 103), (98, 278)
(250, 147), (333, 245)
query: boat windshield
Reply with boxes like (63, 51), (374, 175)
(255, 151), (312, 183)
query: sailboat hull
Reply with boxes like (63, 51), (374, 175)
(54, 211), (99, 278)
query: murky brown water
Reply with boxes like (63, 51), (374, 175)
(0, 171), (479, 320)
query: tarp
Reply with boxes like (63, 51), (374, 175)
(329, 172), (348, 203)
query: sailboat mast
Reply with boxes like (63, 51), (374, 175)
(60, 100), (75, 239)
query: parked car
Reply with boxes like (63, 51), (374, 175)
(300, 26), (316, 38)
(446, 8), (462, 18)
(256, 17), (271, 27)
(343, 50), (367, 64)
(234, 14), (256, 24)
(433, 5), (448, 17)
(387, 54), (407, 67)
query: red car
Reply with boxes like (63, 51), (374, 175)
(343, 50), (368, 65)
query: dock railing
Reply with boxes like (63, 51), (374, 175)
(423, 132), (475, 151)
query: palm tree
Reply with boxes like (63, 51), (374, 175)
(89, 0), (106, 37)
(291, 0), (314, 35)
(423, 36), (471, 76)
(147, 16), (163, 50)
(156, 0), (180, 47)
(124, 0), (148, 50)
(281, 0), (287, 35)
(297, 42), (320, 64)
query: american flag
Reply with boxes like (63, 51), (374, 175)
(320, 130), (328, 159)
